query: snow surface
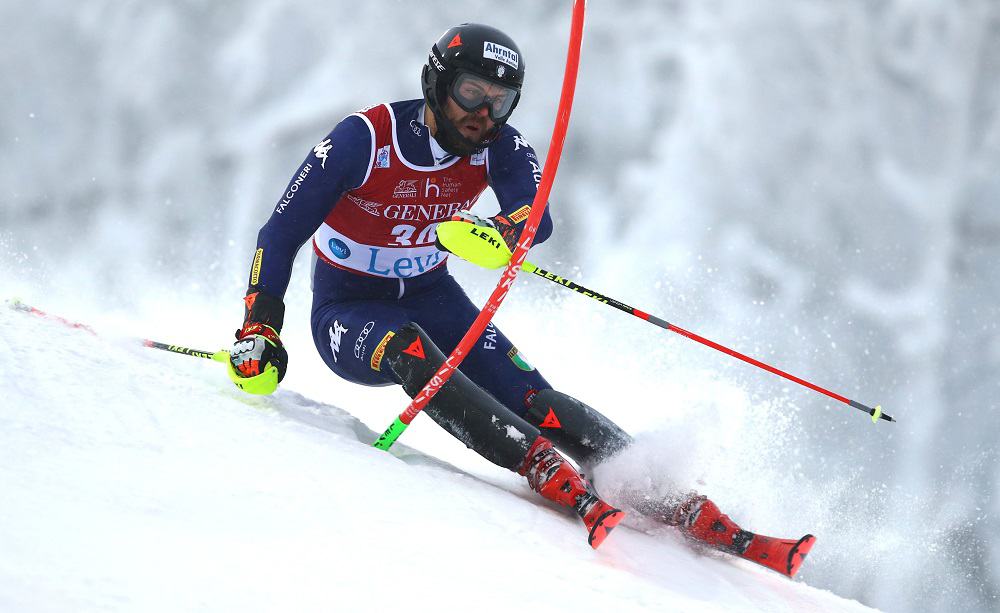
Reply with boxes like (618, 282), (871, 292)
(0, 302), (876, 612)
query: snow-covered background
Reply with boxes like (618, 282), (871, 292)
(3, 1), (999, 611)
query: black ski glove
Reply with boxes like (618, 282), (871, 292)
(445, 211), (521, 252)
(490, 214), (520, 252)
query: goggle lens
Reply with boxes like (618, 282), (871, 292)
(450, 73), (518, 121)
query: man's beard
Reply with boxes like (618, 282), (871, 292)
(434, 110), (500, 157)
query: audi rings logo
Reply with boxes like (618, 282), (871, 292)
(355, 321), (375, 359)
(329, 238), (351, 259)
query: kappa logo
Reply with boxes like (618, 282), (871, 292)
(393, 179), (419, 199)
(376, 145), (391, 168)
(313, 138), (332, 168)
(513, 135), (530, 151)
(355, 321), (375, 359)
(329, 321), (348, 363)
(483, 41), (519, 69)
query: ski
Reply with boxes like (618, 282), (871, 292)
(582, 501), (625, 549)
(737, 533), (816, 577)
(672, 496), (817, 578)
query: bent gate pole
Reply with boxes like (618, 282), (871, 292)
(373, 0), (588, 450)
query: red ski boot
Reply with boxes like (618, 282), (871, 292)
(520, 437), (625, 549)
(674, 495), (816, 577)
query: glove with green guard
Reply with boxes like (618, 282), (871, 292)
(228, 291), (287, 395)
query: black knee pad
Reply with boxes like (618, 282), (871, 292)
(525, 389), (632, 465)
(384, 323), (539, 472)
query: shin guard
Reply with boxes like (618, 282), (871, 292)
(525, 389), (632, 465)
(384, 323), (538, 472)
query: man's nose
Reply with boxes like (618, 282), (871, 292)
(475, 105), (490, 118)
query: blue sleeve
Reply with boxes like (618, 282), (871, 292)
(486, 125), (554, 244)
(248, 115), (372, 297)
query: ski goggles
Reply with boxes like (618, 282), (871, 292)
(450, 72), (519, 122)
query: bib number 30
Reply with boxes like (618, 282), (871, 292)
(391, 224), (437, 246)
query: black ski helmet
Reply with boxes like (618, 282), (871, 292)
(421, 23), (525, 156)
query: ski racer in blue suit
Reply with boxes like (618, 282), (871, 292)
(226, 22), (816, 571)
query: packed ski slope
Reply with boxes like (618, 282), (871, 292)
(0, 298), (876, 613)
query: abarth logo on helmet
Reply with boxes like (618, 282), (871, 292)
(483, 41), (519, 70)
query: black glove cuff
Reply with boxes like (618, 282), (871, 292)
(244, 290), (286, 333)
(492, 215), (521, 252)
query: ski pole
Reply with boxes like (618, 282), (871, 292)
(518, 264), (894, 424)
(433, 223), (894, 425)
(7, 299), (230, 364)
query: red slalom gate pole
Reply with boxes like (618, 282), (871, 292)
(373, 0), (588, 450)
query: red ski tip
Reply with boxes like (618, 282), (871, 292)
(785, 534), (816, 578)
(586, 508), (625, 549)
(741, 533), (817, 577)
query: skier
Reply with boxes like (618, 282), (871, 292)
(228, 22), (814, 573)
